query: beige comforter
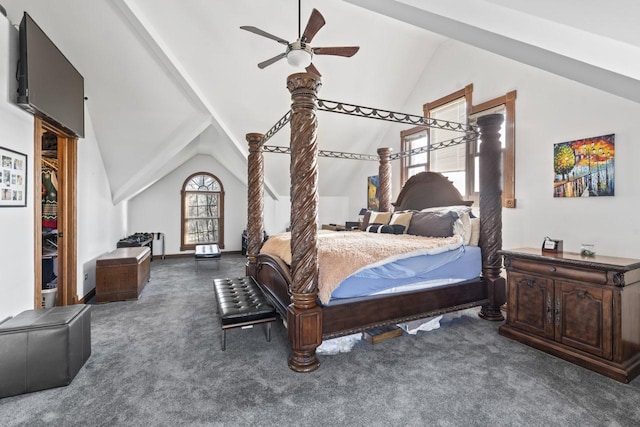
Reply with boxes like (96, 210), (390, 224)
(260, 230), (463, 304)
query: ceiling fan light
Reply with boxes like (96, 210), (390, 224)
(287, 49), (312, 68)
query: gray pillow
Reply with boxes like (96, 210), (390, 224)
(407, 211), (459, 237)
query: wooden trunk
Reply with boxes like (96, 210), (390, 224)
(96, 247), (151, 303)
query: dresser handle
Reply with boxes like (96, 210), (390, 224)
(549, 267), (556, 273)
(546, 294), (552, 324)
(555, 296), (561, 325)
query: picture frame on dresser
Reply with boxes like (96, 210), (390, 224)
(0, 146), (27, 207)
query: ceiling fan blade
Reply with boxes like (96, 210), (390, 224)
(313, 46), (360, 57)
(302, 9), (325, 43)
(257, 52), (287, 69)
(305, 63), (321, 77)
(240, 26), (289, 45)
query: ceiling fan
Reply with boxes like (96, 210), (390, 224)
(240, 1), (359, 76)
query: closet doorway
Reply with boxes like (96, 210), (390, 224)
(34, 117), (78, 308)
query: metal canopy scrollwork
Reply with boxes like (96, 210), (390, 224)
(389, 134), (476, 161)
(263, 145), (378, 161)
(317, 99), (477, 134)
(258, 99), (478, 160)
(262, 111), (292, 144)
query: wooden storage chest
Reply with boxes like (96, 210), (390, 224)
(96, 247), (151, 303)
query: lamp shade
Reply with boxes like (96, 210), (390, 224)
(287, 49), (312, 68)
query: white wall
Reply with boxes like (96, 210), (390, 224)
(264, 195), (289, 235)
(264, 194), (362, 236)
(390, 40), (640, 258)
(0, 16), (36, 319)
(76, 106), (127, 300)
(128, 154), (247, 254)
(0, 14), (128, 317)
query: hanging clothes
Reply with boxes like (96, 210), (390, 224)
(42, 168), (58, 229)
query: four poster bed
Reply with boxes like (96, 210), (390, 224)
(245, 72), (505, 372)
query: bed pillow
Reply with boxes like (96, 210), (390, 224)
(360, 210), (372, 230)
(421, 205), (473, 244)
(389, 211), (413, 233)
(361, 210), (391, 230)
(366, 224), (406, 234)
(469, 217), (480, 246)
(368, 211), (392, 226)
(408, 211), (459, 237)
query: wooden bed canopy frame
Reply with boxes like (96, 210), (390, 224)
(245, 72), (505, 372)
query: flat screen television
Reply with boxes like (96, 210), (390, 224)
(17, 12), (85, 138)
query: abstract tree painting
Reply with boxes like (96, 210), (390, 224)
(553, 134), (614, 197)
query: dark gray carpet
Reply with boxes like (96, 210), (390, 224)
(1, 254), (639, 426)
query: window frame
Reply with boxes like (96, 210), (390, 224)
(401, 85), (473, 191)
(423, 85), (473, 197)
(400, 84), (517, 208)
(400, 126), (429, 184)
(469, 91), (517, 208)
(180, 172), (225, 251)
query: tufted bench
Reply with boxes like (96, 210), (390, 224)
(195, 244), (221, 271)
(213, 277), (277, 351)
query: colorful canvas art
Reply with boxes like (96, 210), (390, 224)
(553, 134), (615, 197)
(367, 175), (379, 210)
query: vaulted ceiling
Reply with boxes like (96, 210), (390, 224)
(2, 0), (638, 203)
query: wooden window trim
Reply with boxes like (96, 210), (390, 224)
(416, 84), (473, 193)
(403, 85), (516, 208)
(180, 172), (225, 251)
(470, 90), (517, 208)
(400, 126), (428, 184)
(423, 84), (473, 114)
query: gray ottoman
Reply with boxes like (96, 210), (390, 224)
(0, 304), (91, 398)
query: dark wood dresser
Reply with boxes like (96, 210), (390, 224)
(499, 248), (640, 383)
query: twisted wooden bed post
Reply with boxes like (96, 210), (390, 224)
(287, 72), (323, 372)
(245, 132), (265, 277)
(477, 114), (506, 321)
(377, 147), (393, 212)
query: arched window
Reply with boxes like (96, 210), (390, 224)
(180, 172), (224, 250)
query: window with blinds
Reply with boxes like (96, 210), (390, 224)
(429, 97), (468, 195)
(401, 85), (516, 207)
(402, 128), (429, 180)
(469, 105), (507, 194)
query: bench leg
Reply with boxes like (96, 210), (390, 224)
(266, 322), (271, 342)
(221, 329), (226, 351)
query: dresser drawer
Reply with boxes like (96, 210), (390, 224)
(509, 258), (607, 285)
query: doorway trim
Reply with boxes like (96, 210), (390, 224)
(34, 117), (78, 308)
